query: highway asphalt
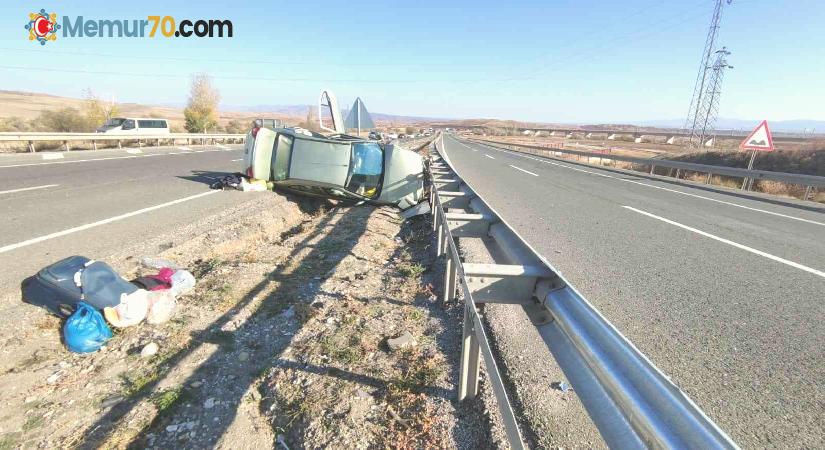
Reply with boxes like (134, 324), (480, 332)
(0, 145), (250, 307)
(440, 134), (824, 448)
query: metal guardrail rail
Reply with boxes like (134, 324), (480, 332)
(429, 134), (739, 449)
(0, 132), (245, 152)
(470, 138), (825, 192)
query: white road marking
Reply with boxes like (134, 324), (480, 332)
(216, 144), (229, 149)
(0, 184), (58, 195)
(0, 148), (239, 169)
(459, 139), (824, 227)
(125, 148), (143, 154)
(0, 191), (220, 254)
(509, 165), (538, 177)
(623, 205), (825, 279)
(177, 146), (192, 151)
(230, 158), (243, 162)
(485, 154), (495, 160)
(41, 153), (64, 160)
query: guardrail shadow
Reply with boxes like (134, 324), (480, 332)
(79, 203), (368, 448)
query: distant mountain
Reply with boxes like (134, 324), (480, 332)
(223, 104), (446, 124)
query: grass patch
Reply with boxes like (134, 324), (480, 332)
(22, 415), (45, 432)
(0, 433), (21, 450)
(121, 370), (161, 398)
(397, 263), (425, 279)
(151, 387), (190, 415)
(319, 333), (363, 365)
(191, 258), (224, 278)
(405, 308), (424, 323)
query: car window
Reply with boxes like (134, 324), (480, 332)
(272, 134), (293, 181)
(347, 142), (383, 198)
(122, 119), (135, 130)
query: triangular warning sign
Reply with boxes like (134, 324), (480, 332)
(740, 120), (774, 152)
(343, 97), (376, 129)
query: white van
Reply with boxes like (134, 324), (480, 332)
(96, 118), (170, 134)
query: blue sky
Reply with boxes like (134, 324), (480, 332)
(0, 0), (822, 123)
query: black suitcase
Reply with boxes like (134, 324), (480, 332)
(21, 256), (138, 317)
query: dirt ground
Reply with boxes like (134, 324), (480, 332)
(0, 190), (499, 449)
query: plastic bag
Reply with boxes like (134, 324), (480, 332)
(146, 290), (176, 324)
(169, 270), (196, 296)
(63, 302), (113, 353)
(103, 290), (149, 328)
(240, 178), (268, 192)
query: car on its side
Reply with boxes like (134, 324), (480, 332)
(242, 125), (426, 210)
(96, 118), (170, 134)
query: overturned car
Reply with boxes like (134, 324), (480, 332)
(241, 92), (427, 210)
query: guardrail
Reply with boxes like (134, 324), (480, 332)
(429, 134), (739, 449)
(470, 138), (825, 199)
(0, 132), (246, 152)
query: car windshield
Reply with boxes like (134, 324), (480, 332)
(347, 142), (383, 198)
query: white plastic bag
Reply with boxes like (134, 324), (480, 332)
(169, 270), (196, 296)
(146, 290), (177, 324)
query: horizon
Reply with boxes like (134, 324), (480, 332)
(3, 88), (824, 133)
(1, 1), (823, 125)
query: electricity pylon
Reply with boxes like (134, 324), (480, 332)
(684, 0), (733, 149)
(691, 47), (733, 150)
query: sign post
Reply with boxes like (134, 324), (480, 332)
(739, 120), (774, 190)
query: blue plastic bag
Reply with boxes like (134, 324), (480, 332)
(63, 302), (113, 353)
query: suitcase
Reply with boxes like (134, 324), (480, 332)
(21, 256), (138, 317)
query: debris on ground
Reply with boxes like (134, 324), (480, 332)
(209, 174), (272, 192)
(0, 191), (498, 449)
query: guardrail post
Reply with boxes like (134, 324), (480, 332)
(705, 172), (712, 184)
(458, 301), (481, 401)
(92, 140), (97, 151)
(436, 222), (444, 256)
(138, 139), (142, 149)
(28, 141), (34, 153)
(156, 138), (160, 147)
(63, 141), (70, 152)
(443, 254), (457, 303)
(649, 164), (655, 175)
(804, 186), (813, 201)
(117, 140), (122, 149)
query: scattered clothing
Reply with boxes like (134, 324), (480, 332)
(209, 174), (243, 190)
(130, 267), (175, 291)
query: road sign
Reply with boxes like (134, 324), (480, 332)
(739, 120), (774, 152)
